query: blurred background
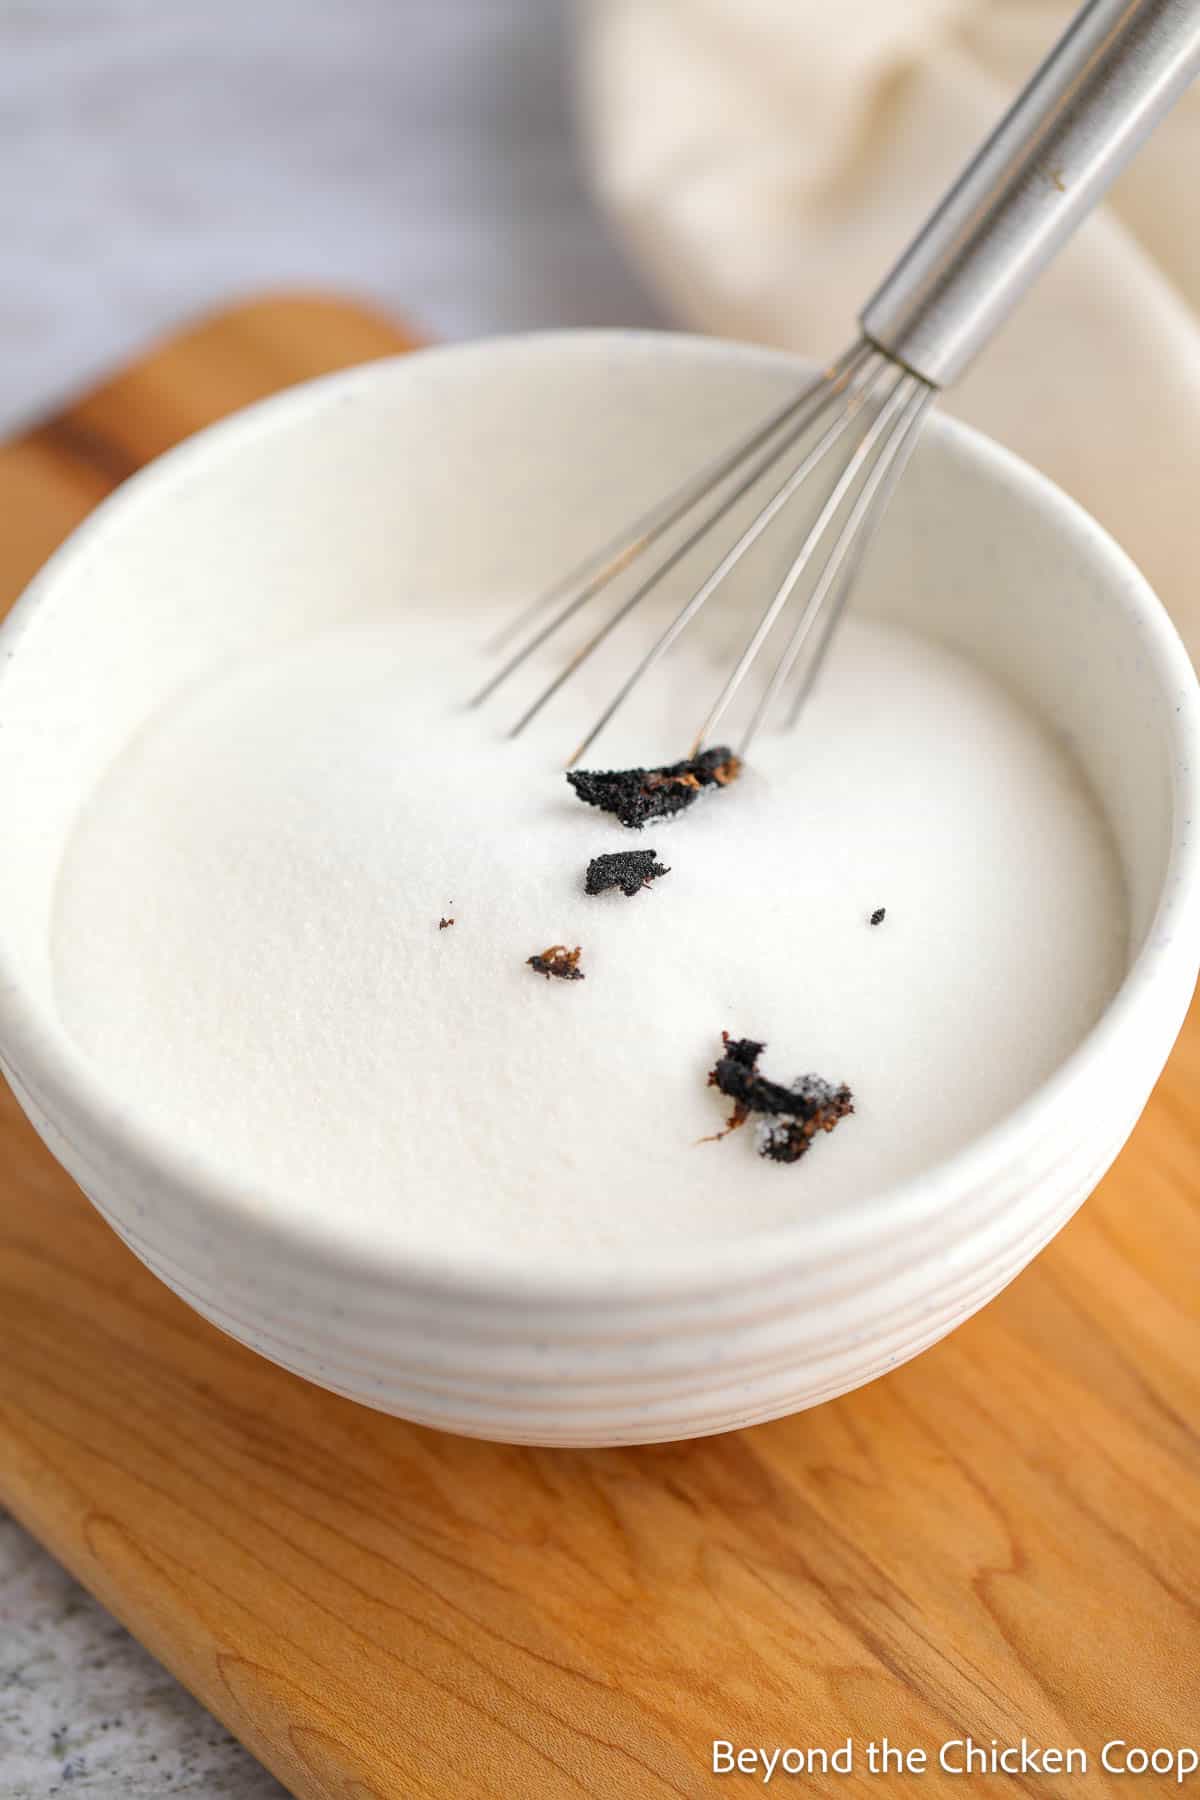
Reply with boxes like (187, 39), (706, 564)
(2, 3), (1198, 1796)
(0, 1), (662, 432)
(6, 0), (1199, 647)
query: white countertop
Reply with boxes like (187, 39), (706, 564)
(0, 4), (661, 1796)
(0, 1515), (288, 1798)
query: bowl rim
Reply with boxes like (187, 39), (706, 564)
(2, 326), (1198, 1303)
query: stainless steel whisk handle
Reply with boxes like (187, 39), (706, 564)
(861, 0), (1200, 389)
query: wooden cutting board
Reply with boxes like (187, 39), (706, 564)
(1, 296), (1198, 1800)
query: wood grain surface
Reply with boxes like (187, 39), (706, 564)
(1, 295), (1198, 1800)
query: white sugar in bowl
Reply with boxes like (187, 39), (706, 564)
(0, 332), (1197, 1445)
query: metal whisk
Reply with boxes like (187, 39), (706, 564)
(474, 0), (1200, 766)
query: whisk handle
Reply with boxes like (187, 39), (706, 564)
(860, 0), (1200, 388)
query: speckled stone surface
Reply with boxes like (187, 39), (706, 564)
(0, 5), (658, 1796)
(0, 1512), (290, 1797)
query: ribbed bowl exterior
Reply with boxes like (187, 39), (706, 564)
(2, 975), (1182, 1446)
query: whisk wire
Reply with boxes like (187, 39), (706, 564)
(764, 380), (932, 745)
(503, 348), (881, 740)
(688, 369), (914, 755)
(563, 350), (896, 768)
(472, 0), (1200, 761)
(474, 339), (935, 766)
(470, 340), (874, 712)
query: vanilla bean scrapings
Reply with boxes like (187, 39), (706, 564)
(567, 747), (741, 830)
(527, 944), (585, 981)
(585, 849), (670, 897)
(707, 1032), (852, 1164)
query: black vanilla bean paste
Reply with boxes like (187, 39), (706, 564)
(567, 747), (742, 830)
(708, 1033), (853, 1164)
(585, 849), (670, 896)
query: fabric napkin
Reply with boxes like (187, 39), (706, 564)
(581, 0), (1200, 660)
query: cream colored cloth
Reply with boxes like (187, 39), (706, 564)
(581, 0), (1200, 658)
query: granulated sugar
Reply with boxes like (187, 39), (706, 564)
(51, 606), (1128, 1259)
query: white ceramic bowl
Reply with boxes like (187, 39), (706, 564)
(2, 332), (1198, 1447)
